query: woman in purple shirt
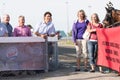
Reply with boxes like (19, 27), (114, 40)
(72, 10), (89, 71)
(14, 16), (31, 37)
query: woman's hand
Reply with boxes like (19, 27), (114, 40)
(74, 42), (78, 45)
(91, 29), (96, 32)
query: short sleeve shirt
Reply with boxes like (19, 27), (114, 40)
(35, 21), (56, 35)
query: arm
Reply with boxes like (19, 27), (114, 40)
(35, 32), (47, 39)
(28, 27), (32, 36)
(4, 27), (8, 37)
(72, 23), (77, 44)
(9, 24), (13, 36)
(34, 22), (48, 38)
(3, 33), (8, 37)
(13, 28), (17, 37)
(47, 24), (56, 37)
(87, 23), (96, 33)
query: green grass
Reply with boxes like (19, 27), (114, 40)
(58, 39), (74, 46)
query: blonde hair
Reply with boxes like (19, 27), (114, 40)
(18, 15), (25, 19)
(77, 9), (86, 19)
(91, 13), (100, 23)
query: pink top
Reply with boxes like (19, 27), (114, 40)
(89, 23), (103, 40)
(14, 25), (31, 37)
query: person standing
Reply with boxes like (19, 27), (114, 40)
(35, 11), (56, 39)
(72, 10), (89, 71)
(1, 14), (13, 36)
(35, 11), (56, 57)
(87, 13), (103, 73)
(13, 15), (31, 37)
(35, 11), (56, 72)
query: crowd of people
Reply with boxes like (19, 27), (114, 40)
(0, 12), (58, 38)
(72, 10), (110, 74)
(0, 12), (58, 75)
(0, 10), (118, 75)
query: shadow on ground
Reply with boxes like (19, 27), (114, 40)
(0, 46), (80, 80)
(0, 46), (119, 80)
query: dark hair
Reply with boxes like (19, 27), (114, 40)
(44, 11), (52, 17)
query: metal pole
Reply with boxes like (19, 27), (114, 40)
(88, 5), (92, 16)
(66, 1), (69, 37)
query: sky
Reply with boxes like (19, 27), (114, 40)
(0, 0), (120, 34)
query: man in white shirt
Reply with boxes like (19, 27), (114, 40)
(35, 12), (56, 39)
(35, 11), (56, 72)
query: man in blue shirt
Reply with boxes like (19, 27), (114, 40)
(35, 11), (56, 72)
(35, 12), (56, 39)
(1, 14), (13, 37)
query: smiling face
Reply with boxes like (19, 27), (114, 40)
(3, 14), (10, 24)
(77, 12), (84, 20)
(44, 14), (51, 23)
(91, 14), (97, 22)
(91, 13), (100, 23)
(44, 12), (52, 23)
(18, 16), (25, 26)
(77, 10), (86, 20)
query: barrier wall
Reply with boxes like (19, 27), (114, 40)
(0, 37), (48, 72)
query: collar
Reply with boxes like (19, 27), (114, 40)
(42, 21), (51, 25)
(19, 25), (26, 28)
(2, 22), (9, 25)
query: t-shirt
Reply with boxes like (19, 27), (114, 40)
(72, 20), (89, 42)
(89, 23), (103, 40)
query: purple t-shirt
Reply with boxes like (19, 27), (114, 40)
(72, 20), (89, 42)
(14, 25), (31, 37)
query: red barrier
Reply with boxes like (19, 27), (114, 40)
(97, 27), (120, 72)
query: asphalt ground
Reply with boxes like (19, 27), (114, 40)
(0, 43), (120, 80)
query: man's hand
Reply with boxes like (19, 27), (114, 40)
(40, 34), (47, 39)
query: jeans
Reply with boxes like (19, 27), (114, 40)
(87, 40), (98, 65)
